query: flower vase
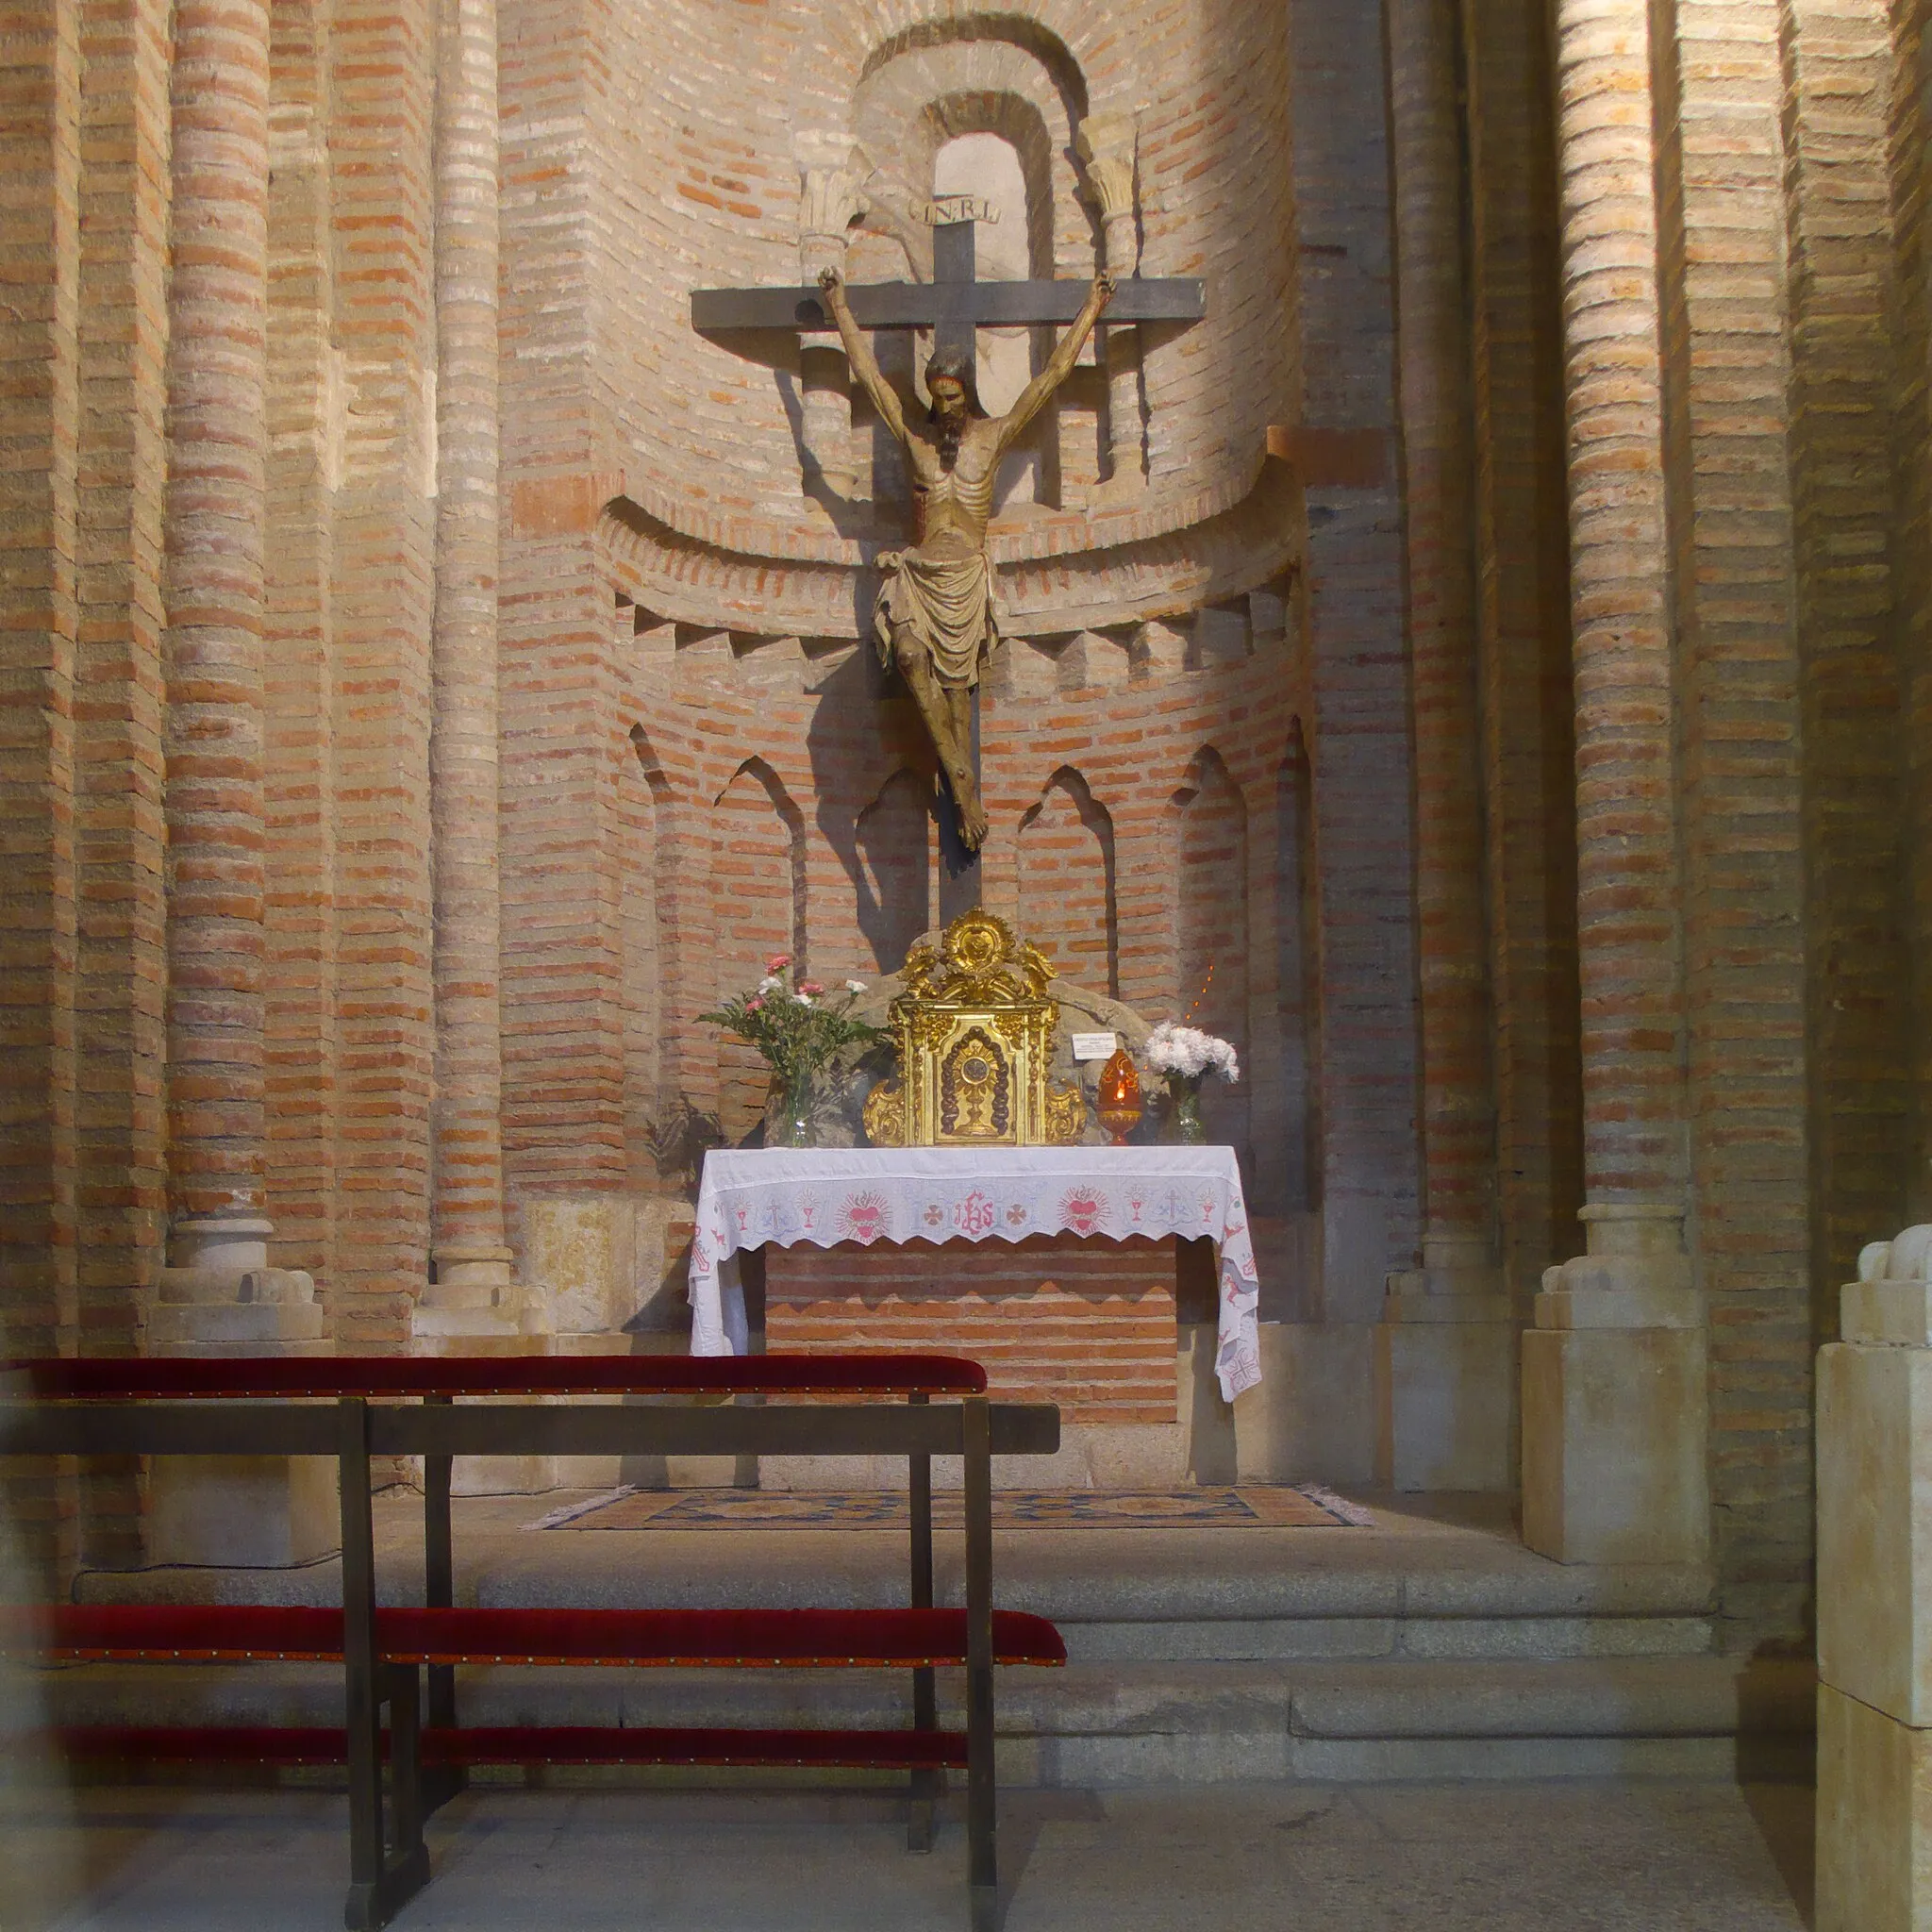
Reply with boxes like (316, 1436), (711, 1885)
(774, 1072), (814, 1149)
(1165, 1074), (1207, 1146)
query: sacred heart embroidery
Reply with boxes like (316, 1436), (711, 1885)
(839, 1191), (890, 1245)
(1060, 1190), (1104, 1237)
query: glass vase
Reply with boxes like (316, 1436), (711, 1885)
(774, 1070), (814, 1149)
(1165, 1074), (1206, 1145)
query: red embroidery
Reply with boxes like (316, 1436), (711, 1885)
(1061, 1190), (1104, 1237)
(953, 1191), (996, 1238)
(839, 1191), (890, 1245)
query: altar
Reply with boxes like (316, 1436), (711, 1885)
(688, 1147), (1263, 1424)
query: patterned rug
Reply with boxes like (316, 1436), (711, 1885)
(527, 1485), (1374, 1532)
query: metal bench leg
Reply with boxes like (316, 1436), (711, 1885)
(385, 1664), (430, 1891)
(340, 1398), (430, 1931)
(964, 1396), (997, 1932)
(422, 1394), (464, 1816)
(908, 1398), (938, 1853)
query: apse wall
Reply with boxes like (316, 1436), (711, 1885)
(592, 0), (1297, 589)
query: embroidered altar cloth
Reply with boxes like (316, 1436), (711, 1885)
(689, 1146), (1262, 1402)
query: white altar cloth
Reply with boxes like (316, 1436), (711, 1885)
(688, 1146), (1262, 1402)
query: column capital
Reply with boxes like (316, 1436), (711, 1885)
(795, 130), (869, 275)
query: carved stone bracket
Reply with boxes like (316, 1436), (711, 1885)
(1075, 111), (1144, 494)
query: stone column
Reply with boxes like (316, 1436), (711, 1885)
(156, 0), (327, 1564)
(1075, 113), (1144, 498)
(416, 0), (524, 1350)
(1520, 0), (1705, 1565)
(1816, 1228), (1932, 1929)
(794, 132), (867, 498)
(1375, 0), (1511, 1491)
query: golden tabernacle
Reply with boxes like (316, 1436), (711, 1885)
(863, 909), (1085, 1148)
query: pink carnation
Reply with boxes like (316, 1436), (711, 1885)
(744, 996), (764, 1014)
(797, 979), (824, 996)
(765, 953), (791, 973)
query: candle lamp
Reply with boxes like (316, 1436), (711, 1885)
(1095, 1046), (1143, 1145)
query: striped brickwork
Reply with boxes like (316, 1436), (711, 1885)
(1657, 0), (1812, 1633)
(160, 0), (273, 1236)
(1461, 0), (1585, 1311)
(262, 0), (341, 1285)
(765, 1234), (1180, 1424)
(1388, 0), (1499, 1258)
(325, 0), (437, 1344)
(0, 0), (84, 1576)
(1550, 0), (1690, 1210)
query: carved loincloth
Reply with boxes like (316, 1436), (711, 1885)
(873, 546), (998, 690)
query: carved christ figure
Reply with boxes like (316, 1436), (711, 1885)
(818, 263), (1116, 849)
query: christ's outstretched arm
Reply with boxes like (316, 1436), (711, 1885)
(818, 267), (908, 445)
(993, 271), (1115, 454)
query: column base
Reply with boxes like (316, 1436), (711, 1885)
(1521, 1324), (1708, 1563)
(1375, 1290), (1515, 1493)
(149, 1219), (334, 1565)
(1521, 1204), (1708, 1564)
(1817, 1682), (1932, 1932)
(415, 1245), (552, 1493)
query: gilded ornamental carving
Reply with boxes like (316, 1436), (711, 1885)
(863, 910), (1084, 1147)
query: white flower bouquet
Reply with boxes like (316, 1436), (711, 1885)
(1143, 1022), (1240, 1085)
(1143, 1021), (1238, 1145)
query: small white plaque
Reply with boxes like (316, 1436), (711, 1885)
(911, 194), (999, 226)
(1071, 1032), (1118, 1063)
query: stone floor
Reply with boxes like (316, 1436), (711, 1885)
(0, 1778), (1813, 1931)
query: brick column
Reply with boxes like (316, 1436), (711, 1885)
(1521, 0), (1706, 1565)
(161, 0), (275, 1275)
(1375, 0), (1512, 1492)
(1816, 1229), (1932, 1930)
(0, 0), (81, 1580)
(416, 0), (523, 1348)
(154, 0), (327, 1564)
(75, 0), (175, 1565)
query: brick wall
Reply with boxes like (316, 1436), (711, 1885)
(766, 1233), (1180, 1424)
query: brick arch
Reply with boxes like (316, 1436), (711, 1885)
(857, 12), (1089, 120)
(1171, 746), (1251, 1159)
(854, 768), (933, 974)
(853, 32), (1089, 282)
(713, 758), (808, 1143)
(1018, 766), (1118, 997)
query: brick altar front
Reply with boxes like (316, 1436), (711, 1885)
(763, 1233), (1180, 1424)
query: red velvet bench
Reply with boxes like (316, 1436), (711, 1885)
(0, 1354), (1062, 1932)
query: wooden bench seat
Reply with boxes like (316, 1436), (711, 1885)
(5, 1603), (345, 1662)
(10, 1603), (1067, 1670)
(51, 1723), (974, 1772)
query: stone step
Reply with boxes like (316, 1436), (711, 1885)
(37, 1654), (1815, 1786)
(72, 1492), (1724, 1666)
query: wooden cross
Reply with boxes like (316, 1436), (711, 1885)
(691, 211), (1205, 909)
(690, 214), (1204, 365)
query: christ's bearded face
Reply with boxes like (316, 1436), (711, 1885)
(930, 376), (968, 468)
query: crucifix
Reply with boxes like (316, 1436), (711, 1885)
(691, 202), (1205, 908)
